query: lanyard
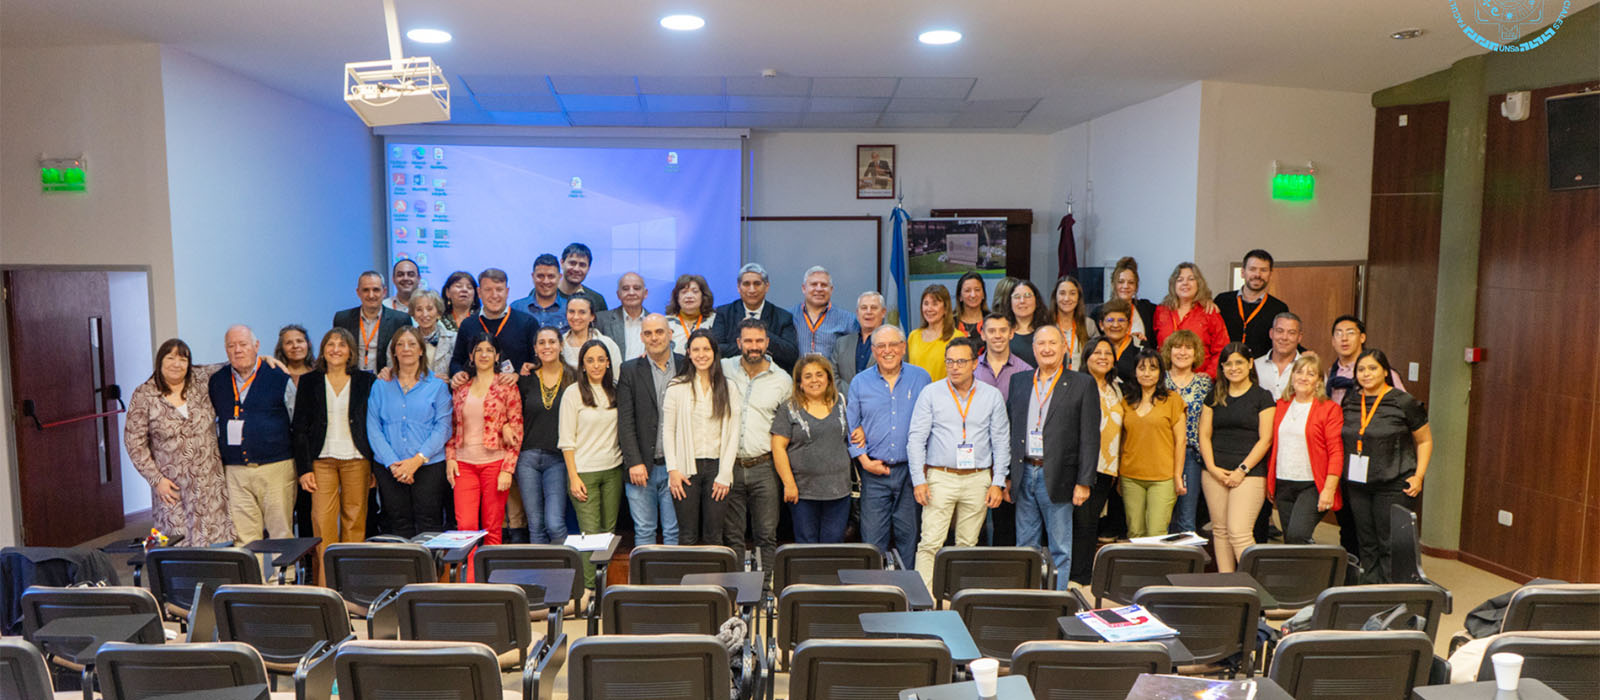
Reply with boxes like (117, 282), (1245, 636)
(359, 315), (379, 357)
(1113, 336), (1132, 360)
(1032, 368), (1061, 430)
(947, 380), (976, 442)
(1062, 320), (1079, 359)
(802, 305), (831, 352)
(1237, 293), (1269, 329)
(230, 358), (260, 418)
(677, 313), (702, 335)
(479, 313), (509, 338)
(1357, 386), (1390, 454)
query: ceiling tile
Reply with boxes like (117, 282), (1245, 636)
(567, 111), (650, 127)
(961, 98), (1041, 112)
(886, 98), (967, 113)
(548, 75), (638, 95)
(472, 93), (561, 112)
(646, 112), (727, 127)
(810, 77), (897, 97)
(725, 113), (802, 128)
(725, 76), (812, 96)
(727, 96), (806, 112)
(643, 95), (726, 112)
(558, 94), (642, 112)
(485, 111), (571, 126)
(637, 76), (724, 95)
(878, 112), (958, 128)
(949, 112), (1029, 128)
(807, 97), (889, 113)
(800, 112), (881, 128)
(893, 77), (975, 99)
(458, 74), (551, 95)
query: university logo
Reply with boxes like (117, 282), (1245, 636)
(1449, 0), (1571, 52)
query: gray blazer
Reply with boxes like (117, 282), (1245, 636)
(594, 307), (641, 348)
(832, 330), (876, 397)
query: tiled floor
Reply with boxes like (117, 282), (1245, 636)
(79, 515), (1521, 698)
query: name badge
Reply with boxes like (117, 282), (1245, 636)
(1347, 454), (1369, 484)
(226, 419), (245, 446)
(1027, 430), (1044, 458)
(955, 443), (976, 470)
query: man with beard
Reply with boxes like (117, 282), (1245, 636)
(1215, 249), (1290, 359)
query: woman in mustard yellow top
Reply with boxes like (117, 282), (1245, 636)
(907, 284), (956, 381)
(1118, 347), (1187, 538)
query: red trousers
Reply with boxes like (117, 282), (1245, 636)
(454, 460), (509, 545)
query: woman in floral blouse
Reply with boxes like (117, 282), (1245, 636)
(446, 334), (523, 547)
(1161, 329), (1213, 535)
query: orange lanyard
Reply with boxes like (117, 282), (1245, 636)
(1032, 368), (1061, 430)
(1062, 320), (1079, 359)
(802, 305), (831, 352)
(1113, 336), (1132, 360)
(947, 380), (976, 441)
(1356, 386), (1390, 453)
(1237, 293), (1269, 329)
(359, 316), (379, 356)
(677, 313), (702, 334)
(230, 358), (260, 418)
(479, 313), (509, 338)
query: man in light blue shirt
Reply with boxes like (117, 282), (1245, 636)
(907, 337), (1011, 586)
(792, 266), (858, 357)
(509, 253), (567, 331)
(846, 325), (931, 568)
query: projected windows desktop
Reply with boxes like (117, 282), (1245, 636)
(385, 143), (742, 304)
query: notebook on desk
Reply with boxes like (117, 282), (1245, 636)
(563, 533), (615, 552)
(1075, 605), (1178, 642)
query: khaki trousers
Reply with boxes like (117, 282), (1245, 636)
(1199, 471), (1265, 572)
(226, 458), (296, 546)
(914, 468), (992, 588)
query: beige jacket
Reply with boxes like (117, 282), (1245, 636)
(661, 377), (741, 486)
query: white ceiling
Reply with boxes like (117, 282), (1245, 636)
(2, 0), (1590, 132)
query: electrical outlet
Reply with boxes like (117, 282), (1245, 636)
(1409, 362), (1420, 382)
(1497, 510), (1513, 527)
(1399, 114), (1409, 126)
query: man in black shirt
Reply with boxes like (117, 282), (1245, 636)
(449, 268), (539, 383)
(1215, 249), (1290, 358)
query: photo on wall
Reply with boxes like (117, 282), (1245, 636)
(907, 217), (1008, 279)
(856, 144), (895, 199)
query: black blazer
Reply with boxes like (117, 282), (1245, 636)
(616, 352), (686, 468)
(712, 300), (800, 371)
(290, 369), (376, 475)
(1006, 368), (1101, 503)
(331, 306), (413, 373)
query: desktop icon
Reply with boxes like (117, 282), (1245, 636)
(395, 226), (408, 238)
(569, 176), (583, 197)
(393, 199), (407, 214)
(433, 177), (446, 189)
(433, 147), (445, 161)
(413, 147), (426, 160)
(433, 200), (446, 214)
(434, 229), (449, 240)
(667, 151), (679, 165)
(392, 172), (406, 186)
(391, 146), (403, 160)
(416, 252), (429, 266)
(414, 200), (427, 214)
(413, 174), (425, 187)
(395, 252), (410, 262)
(417, 227), (428, 238)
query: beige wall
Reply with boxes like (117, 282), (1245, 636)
(1195, 82), (1375, 285)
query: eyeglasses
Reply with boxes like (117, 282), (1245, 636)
(1101, 317), (1128, 325)
(944, 358), (974, 367)
(1332, 329), (1362, 338)
(873, 341), (906, 349)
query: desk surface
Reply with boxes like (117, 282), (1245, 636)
(901, 675), (1032, 700)
(143, 683), (269, 700)
(1165, 571), (1279, 608)
(487, 568), (576, 607)
(1128, 674), (1294, 700)
(1056, 616), (1196, 666)
(1413, 679), (1566, 700)
(839, 569), (936, 610)
(682, 571), (765, 606)
(245, 537), (321, 568)
(860, 611), (982, 664)
(33, 613), (160, 665)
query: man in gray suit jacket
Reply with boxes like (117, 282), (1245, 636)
(594, 272), (649, 361)
(833, 290), (887, 396)
(332, 270), (413, 373)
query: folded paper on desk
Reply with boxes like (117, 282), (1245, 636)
(422, 531), (484, 548)
(563, 533), (615, 551)
(1129, 531), (1207, 546)
(1128, 674), (1259, 699)
(1076, 604), (1178, 642)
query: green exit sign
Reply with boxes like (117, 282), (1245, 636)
(1272, 173), (1314, 201)
(40, 158), (87, 193)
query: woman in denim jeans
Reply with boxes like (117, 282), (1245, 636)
(514, 327), (576, 543)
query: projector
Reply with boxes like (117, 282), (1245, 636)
(344, 56), (450, 127)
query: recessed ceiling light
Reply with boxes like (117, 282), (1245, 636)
(1391, 28), (1425, 40)
(406, 28), (452, 43)
(918, 29), (962, 45)
(660, 14), (706, 31)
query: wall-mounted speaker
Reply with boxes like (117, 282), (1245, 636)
(1547, 91), (1598, 191)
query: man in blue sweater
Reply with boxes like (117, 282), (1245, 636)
(449, 267), (540, 385)
(208, 325), (296, 545)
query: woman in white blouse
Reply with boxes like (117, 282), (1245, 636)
(558, 339), (623, 592)
(660, 329), (739, 546)
(560, 297), (621, 380)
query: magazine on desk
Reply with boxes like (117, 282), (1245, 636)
(422, 530), (486, 549)
(1075, 604), (1178, 642)
(563, 533), (616, 552)
(1127, 674), (1260, 699)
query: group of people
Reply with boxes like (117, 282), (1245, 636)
(123, 244), (1432, 595)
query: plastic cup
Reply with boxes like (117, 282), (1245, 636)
(970, 657), (999, 697)
(1491, 651), (1524, 691)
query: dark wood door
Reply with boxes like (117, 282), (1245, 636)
(5, 270), (125, 545)
(1248, 263), (1362, 366)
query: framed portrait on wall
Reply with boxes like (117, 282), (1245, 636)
(856, 145), (895, 199)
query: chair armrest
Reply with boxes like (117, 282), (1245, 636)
(522, 632), (568, 700)
(294, 637), (343, 700)
(738, 637), (767, 700)
(1039, 546), (1057, 590)
(81, 667), (96, 700)
(888, 549), (905, 570)
(186, 581), (218, 643)
(1421, 577), (1453, 614)
(365, 588), (401, 640)
(1069, 587), (1091, 612)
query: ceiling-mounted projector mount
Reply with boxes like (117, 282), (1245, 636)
(344, 0), (450, 127)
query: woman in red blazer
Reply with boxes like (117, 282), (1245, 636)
(1267, 354), (1344, 544)
(1153, 262), (1227, 377)
(446, 335), (524, 548)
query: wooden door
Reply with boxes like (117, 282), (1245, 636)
(1233, 263), (1362, 364)
(5, 270), (125, 545)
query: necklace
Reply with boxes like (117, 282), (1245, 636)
(539, 370), (560, 409)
